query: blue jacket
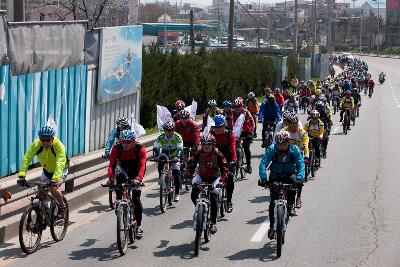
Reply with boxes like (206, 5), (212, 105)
(105, 127), (119, 156)
(344, 81), (352, 91)
(259, 144), (305, 181)
(258, 99), (281, 123)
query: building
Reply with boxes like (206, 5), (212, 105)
(360, 0), (386, 20)
(387, 0), (400, 22)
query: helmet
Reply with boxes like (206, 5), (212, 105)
(120, 129), (136, 141)
(274, 88), (281, 92)
(208, 99), (217, 108)
(274, 130), (290, 144)
(282, 110), (291, 119)
(310, 110), (320, 118)
(289, 93), (296, 99)
(346, 90), (352, 95)
(315, 89), (322, 96)
(163, 121), (175, 131)
(175, 100), (186, 110)
(201, 134), (215, 145)
(233, 97), (244, 107)
(179, 110), (190, 119)
(38, 126), (55, 137)
(248, 92), (255, 99)
(223, 100), (232, 107)
(287, 113), (299, 123)
(315, 100), (324, 108)
(116, 117), (129, 127)
(264, 87), (272, 94)
(214, 114), (226, 127)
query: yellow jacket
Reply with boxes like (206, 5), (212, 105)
(18, 137), (67, 182)
(340, 96), (354, 109)
(284, 126), (309, 158)
(304, 119), (324, 138)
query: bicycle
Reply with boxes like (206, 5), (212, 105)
(351, 108), (356, 126)
(153, 155), (176, 213)
(342, 109), (351, 135)
(235, 138), (247, 182)
(193, 182), (223, 256)
(332, 96), (340, 114)
(262, 122), (276, 149)
(103, 182), (142, 256)
(19, 182), (69, 254)
(267, 182), (298, 258)
(181, 146), (197, 191)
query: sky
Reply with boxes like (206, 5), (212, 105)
(141, 0), (365, 8)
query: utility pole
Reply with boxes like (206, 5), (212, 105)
(190, 10), (195, 53)
(377, 0), (380, 53)
(360, 10), (363, 53)
(228, 0), (234, 52)
(327, 0), (332, 54)
(14, 0), (25, 22)
(293, 0), (299, 55)
(311, 0), (317, 76)
(164, 0), (167, 51)
(258, 0), (261, 54)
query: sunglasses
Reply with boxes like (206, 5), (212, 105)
(202, 143), (213, 146)
(39, 138), (52, 143)
(121, 140), (133, 144)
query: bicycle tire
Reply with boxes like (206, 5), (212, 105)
(219, 188), (226, 218)
(50, 196), (69, 242)
(19, 205), (42, 255)
(194, 205), (204, 256)
(276, 205), (284, 258)
(311, 151), (316, 177)
(240, 149), (247, 180)
(129, 208), (136, 244)
(167, 175), (175, 205)
(304, 163), (309, 182)
(109, 189), (116, 210)
(159, 174), (168, 213)
(116, 204), (128, 255)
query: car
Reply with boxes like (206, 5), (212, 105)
(339, 52), (354, 59)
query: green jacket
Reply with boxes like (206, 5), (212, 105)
(153, 132), (183, 157)
(18, 137), (67, 182)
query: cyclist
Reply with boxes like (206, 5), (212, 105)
(351, 88), (362, 117)
(222, 100), (234, 130)
(274, 110), (291, 135)
(210, 115), (237, 213)
(202, 99), (222, 131)
(259, 95), (281, 148)
(274, 88), (285, 111)
(284, 113), (308, 209)
(107, 130), (146, 239)
(171, 100), (186, 122)
(291, 76), (299, 93)
(283, 93), (299, 115)
(232, 97), (255, 174)
(104, 117), (131, 158)
(303, 110), (324, 166)
(185, 134), (229, 234)
(258, 130), (305, 239)
(174, 110), (200, 149)
(153, 121), (184, 202)
(281, 76), (291, 91)
(17, 126), (68, 219)
(339, 90), (354, 128)
(245, 92), (259, 138)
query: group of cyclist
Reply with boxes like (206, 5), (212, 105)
(15, 54), (378, 250)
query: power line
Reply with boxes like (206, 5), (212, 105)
(235, 0), (268, 28)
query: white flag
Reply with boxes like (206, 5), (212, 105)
(232, 114), (245, 139)
(190, 100), (197, 119)
(130, 114), (146, 138)
(156, 105), (172, 131)
(203, 115), (215, 135)
(46, 114), (58, 136)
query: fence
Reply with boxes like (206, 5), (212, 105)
(299, 58), (311, 82)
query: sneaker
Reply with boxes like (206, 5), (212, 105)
(267, 228), (274, 240)
(136, 226), (143, 239)
(261, 143), (266, 148)
(174, 195), (180, 202)
(254, 133), (257, 138)
(288, 205), (297, 216)
(227, 202), (233, 213)
(210, 224), (217, 234)
(295, 198), (302, 209)
(247, 166), (252, 174)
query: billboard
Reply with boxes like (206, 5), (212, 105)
(97, 25), (143, 104)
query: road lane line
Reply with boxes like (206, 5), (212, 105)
(250, 222), (269, 242)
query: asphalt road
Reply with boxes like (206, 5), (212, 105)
(1, 56), (400, 267)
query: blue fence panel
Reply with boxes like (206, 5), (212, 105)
(0, 65), (88, 178)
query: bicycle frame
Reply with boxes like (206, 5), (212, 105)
(193, 184), (212, 230)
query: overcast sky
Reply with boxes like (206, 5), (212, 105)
(141, 0), (365, 8)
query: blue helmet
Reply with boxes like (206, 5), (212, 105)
(223, 100), (232, 107)
(214, 114), (226, 127)
(120, 129), (136, 141)
(38, 126), (55, 137)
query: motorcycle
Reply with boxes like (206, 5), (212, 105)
(379, 77), (385, 84)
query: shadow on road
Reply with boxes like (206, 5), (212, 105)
(225, 242), (277, 262)
(145, 190), (159, 199)
(68, 242), (123, 261)
(78, 201), (109, 214)
(170, 219), (192, 229)
(0, 240), (55, 261)
(153, 240), (196, 259)
(248, 195), (270, 204)
(80, 238), (99, 247)
(143, 207), (160, 217)
(246, 215), (268, 225)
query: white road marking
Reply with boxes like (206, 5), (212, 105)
(250, 222), (269, 242)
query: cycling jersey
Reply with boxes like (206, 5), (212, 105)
(19, 137), (67, 182)
(352, 92), (361, 105)
(153, 132), (183, 157)
(245, 98), (259, 114)
(284, 126), (309, 158)
(174, 119), (200, 147)
(283, 99), (299, 115)
(232, 109), (255, 135)
(105, 127), (122, 156)
(210, 129), (237, 162)
(340, 96), (355, 109)
(303, 119), (324, 138)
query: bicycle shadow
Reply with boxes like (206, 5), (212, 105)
(170, 219), (192, 229)
(143, 207), (160, 217)
(225, 242), (277, 262)
(246, 215), (268, 225)
(153, 240), (199, 259)
(68, 242), (125, 261)
(78, 201), (109, 214)
(0, 240), (55, 261)
(248, 195), (270, 204)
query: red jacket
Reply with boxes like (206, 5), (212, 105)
(368, 79), (375, 88)
(185, 148), (228, 183)
(224, 110), (234, 130)
(274, 93), (285, 107)
(211, 129), (237, 162)
(108, 142), (147, 182)
(232, 109), (254, 135)
(174, 119), (200, 147)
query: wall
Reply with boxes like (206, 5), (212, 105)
(299, 57), (311, 82)
(0, 65), (87, 177)
(87, 67), (140, 152)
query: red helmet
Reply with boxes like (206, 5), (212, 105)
(175, 100), (186, 110)
(233, 97), (244, 107)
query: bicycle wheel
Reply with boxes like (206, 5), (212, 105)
(343, 118), (347, 135)
(311, 151), (316, 177)
(129, 208), (136, 244)
(167, 176), (175, 205)
(19, 205), (42, 255)
(159, 174), (168, 213)
(50, 196), (69, 242)
(109, 188), (116, 210)
(116, 204), (128, 255)
(304, 163), (309, 182)
(240, 149), (247, 180)
(194, 205), (204, 256)
(276, 205), (284, 258)
(219, 188), (226, 218)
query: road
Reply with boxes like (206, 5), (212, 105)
(1, 56), (400, 267)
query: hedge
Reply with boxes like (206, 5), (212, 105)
(140, 46), (277, 128)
